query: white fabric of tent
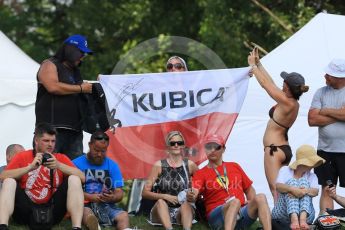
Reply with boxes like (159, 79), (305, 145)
(226, 12), (345, 211)
(0, 31), (39, 165)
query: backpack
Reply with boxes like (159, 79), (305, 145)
(80, 83), (110, 134)
(195, 195), (207, 222)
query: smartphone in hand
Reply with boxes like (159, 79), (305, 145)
(326, 180), (334, 188)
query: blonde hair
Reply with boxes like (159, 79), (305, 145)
(165, 130), (185, 146)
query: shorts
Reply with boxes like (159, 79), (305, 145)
(208, 204), (256, 230)
(314, 150), (345, 187)
(12, 179), (68, 225)
(86, 202), (125, 225)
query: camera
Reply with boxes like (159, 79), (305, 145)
(42, 153), (52, 164)
(326, 180), (334, 188)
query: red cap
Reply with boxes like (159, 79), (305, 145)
(204, 134), (225, 146)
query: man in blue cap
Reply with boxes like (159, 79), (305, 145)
(35, 34), (93, 160)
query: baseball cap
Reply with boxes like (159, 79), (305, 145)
(64, 34), (92, 54)
(280, 71), (305, 87)
(324, 59), (345, 78)
(203, 134), (225, 146)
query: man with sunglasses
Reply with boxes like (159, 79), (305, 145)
(35, 34), (93, 160)
(73, 131), (131, 230)
(187, 134), (272, 230)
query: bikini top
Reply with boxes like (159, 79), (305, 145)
(268, 105), (289, 141)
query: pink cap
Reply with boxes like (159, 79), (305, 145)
(204, 134), (225, 146)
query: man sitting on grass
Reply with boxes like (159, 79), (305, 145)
(0, 123), (85, 230)
(73, 131), (131, 230)
(187, 134), (272, 230)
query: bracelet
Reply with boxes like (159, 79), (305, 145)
(79, 85), (83, 93)
(250, 64), (258, 69)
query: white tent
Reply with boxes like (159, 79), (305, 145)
(226, 12), (345, 211)
(0, 31), (39, 164)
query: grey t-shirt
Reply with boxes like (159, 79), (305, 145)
(310, 86), (345, 152)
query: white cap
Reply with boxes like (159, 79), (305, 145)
(325, 58), (345, 78)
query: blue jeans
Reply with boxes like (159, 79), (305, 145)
(208, 204), (256, 230)
(54, 128), (83, 160)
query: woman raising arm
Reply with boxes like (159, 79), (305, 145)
(248, 47), (309, 201)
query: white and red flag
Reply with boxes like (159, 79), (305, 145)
(99, 68), (249, 179)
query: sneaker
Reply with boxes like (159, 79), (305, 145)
(85, 214), (101, 230)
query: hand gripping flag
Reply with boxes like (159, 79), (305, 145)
(99, 68), (249, 179)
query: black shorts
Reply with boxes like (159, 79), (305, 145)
(12, 178), (69, 225)
(314, 150), (345, 187)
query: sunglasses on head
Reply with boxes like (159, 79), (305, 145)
(94, 134), (109, 141)
(205, 143), (222, 151)
(169, 141), (185, 146)
(166, 63), (184, 70)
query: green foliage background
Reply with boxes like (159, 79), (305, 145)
(1, 0), (345, 78)
(1, 2), (345, 228)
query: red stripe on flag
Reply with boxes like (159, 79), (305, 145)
(106, 112), (238, 179)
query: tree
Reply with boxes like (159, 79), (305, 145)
(0, 0), (344, 77)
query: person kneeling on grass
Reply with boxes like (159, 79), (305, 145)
(272, 145), (325, 230)
(73, 131), (133, 230)
(187, 134), (272, 230)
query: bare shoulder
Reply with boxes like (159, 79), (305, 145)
(40, 59), (56, 70)
(153, 160), (162, 167)
(151, 160), (162, 174)
(38, 59), (57, 79)
(282, 98), (299, 112)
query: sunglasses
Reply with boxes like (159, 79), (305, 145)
(166, 63), (184, 70)
(94, 134), (109, 141)
(205, 143), (222, 151)
(169, 141), (185, 146)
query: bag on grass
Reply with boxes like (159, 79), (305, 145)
(315, 215), (341, 229)
(90, 202), (113, 226)
(29, 203), (54, 230)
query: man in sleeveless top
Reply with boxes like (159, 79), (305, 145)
(35, 34), (93, 160)
(308, 58), (345, 214)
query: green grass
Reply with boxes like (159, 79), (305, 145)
(7, 215), (262, 229)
